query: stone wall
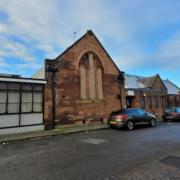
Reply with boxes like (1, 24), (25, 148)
(44, 31), (125, 128)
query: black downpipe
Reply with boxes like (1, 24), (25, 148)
(46, 65), (57, 129)
(51, 71), (56, 129)
(118, 71), (125, 109)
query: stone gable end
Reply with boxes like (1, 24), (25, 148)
(152, 76), (167, 92)
(44, 31), (125, 128)
(56, 31), (120, 75)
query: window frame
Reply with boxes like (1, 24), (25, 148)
(0, 91), (7, 114)
(148, 96), (152, 108)
(0, 82), (44, 115)
(154, 96), (159, 108)
(7, 91), (20, 114)
(140, 96), (145, 109)
(79, 51), (104, 101)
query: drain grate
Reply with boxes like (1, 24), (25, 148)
(81, 138), (108, 145)
(160, 156), (180, 169)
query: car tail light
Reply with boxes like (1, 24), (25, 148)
(171, 112), (178, 116)
(117, 114), (128, 120)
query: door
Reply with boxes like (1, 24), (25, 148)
(136, 109), (151, 124)
(126, 96), (135, 108)
(128, 109), (142, 124)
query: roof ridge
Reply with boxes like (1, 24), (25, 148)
(48, 30), (121, 73)
(125, 74), (156, 79)
(163, 79), (180, 90)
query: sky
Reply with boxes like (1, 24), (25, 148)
(0, 0), (180, 86)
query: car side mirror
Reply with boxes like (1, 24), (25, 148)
(144, 112), (148, 116)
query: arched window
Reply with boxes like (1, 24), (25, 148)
(79, 52), (103, 100)
(97, 68), (103, 100)
(79, 65), (87, 99)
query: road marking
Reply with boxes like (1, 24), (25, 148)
(81, 138), (108, 145)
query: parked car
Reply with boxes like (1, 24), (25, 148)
(162, 107), (180, 122)
(108, 108), (157, 130)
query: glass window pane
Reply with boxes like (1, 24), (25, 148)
(22, 93), (32, 112)
(0, 83), (7, 90)
(33, 85), (43, 91)
(0, 104), (6, 113)
(33, 93), (42, 112)
(141, 96), (145, 108)
(0, 92), (7, 103)
(8, 83), (20, 90)
(0, 92), (7, 113)
(8, 92), (20, 113)
(22, 84), (32, 90)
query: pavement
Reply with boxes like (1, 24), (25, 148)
(0, 123), (108, 143)
(0, 122), (180, 179)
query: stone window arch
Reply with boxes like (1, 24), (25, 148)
(79, 51), (103, 100)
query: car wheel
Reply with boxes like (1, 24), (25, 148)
(150, 118), (156, 127)
(126, 120), (134, 130)
(109, 125), (116, 129)
(163, 118), (167, 122)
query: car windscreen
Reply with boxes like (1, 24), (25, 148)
(110, 111), (121, 115)
(110, 110), (128, 115)
(120, 109), (138, 115)
(165, 108), (175, 113)
(175, 108), (180, 113)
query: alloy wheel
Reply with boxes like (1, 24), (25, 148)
(150, 119), (156, 127)
(127, 121), (134, 130)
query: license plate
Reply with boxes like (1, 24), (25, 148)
(110, 121), (116, 125)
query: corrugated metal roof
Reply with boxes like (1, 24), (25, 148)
(125, 75), (140, 89)
(163, 80), (180, 95)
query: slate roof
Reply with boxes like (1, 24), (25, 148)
(163, 79), (180, 95)
(125, 74), (157, 89)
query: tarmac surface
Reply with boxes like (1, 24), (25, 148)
(1, 122), (180, 180)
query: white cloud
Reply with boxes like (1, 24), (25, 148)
(0, 0), (131, 56)
(0, 35), (35, 62)
(155, 32), (180, 70)
(0, 0), (180, 77)
(0, 57), (9, 68)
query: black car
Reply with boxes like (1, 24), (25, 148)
(108, 108), (157, 130)
(163, 107), (180, 122)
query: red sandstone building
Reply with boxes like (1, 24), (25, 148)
(125, 74), (167, 117)
(31, 31), (180, 129)
(33, 30), (126, 129)
(0, 30), (179, 133)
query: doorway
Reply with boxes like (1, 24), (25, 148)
(126, 96), (135, 108)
